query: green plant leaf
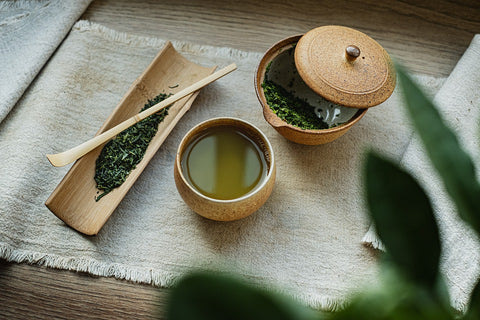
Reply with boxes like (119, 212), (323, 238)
(329, 274), (453, 320)
(365, 151), (441, 290)
(397, 65), (480, 236)
(166, 271), (323, 320)
(463, 279), (480, 319)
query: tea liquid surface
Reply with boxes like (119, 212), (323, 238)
(182, 126), (267, 200)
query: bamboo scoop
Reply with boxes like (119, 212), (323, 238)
(46, 63), (237, 167)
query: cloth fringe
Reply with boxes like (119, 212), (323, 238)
(73, 20), (263, 61)
(361, 225), (386, 251)
(0, 241), (348, 311)
(0, 243), (177, 287)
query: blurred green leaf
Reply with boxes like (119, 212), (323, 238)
(463, 279), (480, 319)
(329, 273), (453, 320)
(365, 151), (441, 290)
(166, 271), (322, 320)
(397, 65), (480, 236)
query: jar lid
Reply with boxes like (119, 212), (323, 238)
(294, 25), (396, 108)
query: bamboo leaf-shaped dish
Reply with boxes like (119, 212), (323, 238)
(45, 42), (216, 235)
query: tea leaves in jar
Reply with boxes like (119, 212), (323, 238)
(262, 46), (357, 130)
(262, 79), (329, 130)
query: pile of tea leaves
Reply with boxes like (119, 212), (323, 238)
(262, 80), (329, 130)
(94, 93), (172, 201)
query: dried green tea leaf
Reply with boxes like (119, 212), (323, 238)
(94, 93), (172, 201)
(262, 80), (329, 130)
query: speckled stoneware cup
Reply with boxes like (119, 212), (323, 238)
(254, 35), (368, 145)
(174, 117), (276, 221)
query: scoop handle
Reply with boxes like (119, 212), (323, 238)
(46, 63), (237, 167)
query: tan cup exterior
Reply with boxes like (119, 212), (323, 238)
(174, 117), (276, 221)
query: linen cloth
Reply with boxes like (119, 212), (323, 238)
(0, 0), (92, 123)
(0, 21), (446, 310)
(363, 34), (480, 312)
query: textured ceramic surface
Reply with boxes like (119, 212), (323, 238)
(295, 25), (396, 108)
(174, 117), (276, 221)
(255, 35), (367, 145)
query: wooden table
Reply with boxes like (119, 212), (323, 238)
(1, 0), (478, 318)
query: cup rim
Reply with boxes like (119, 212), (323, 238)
(175, 117), (275, 204)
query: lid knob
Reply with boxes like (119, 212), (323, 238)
(345, 45), (360, 62)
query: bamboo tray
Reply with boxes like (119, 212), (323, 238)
(45, 42), (216, 235)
